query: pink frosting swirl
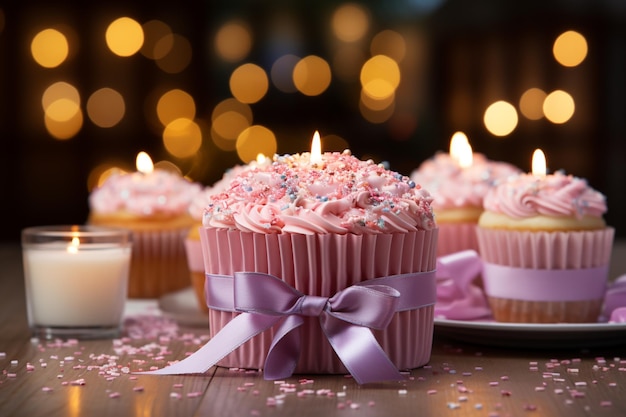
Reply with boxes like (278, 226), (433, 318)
(410, 152), (521, 210)
(482, 171), (607, 219)
(90, 169), (202, 216)
(203, 151), (436, 234)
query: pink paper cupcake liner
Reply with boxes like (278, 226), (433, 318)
(185, 237), (208, 312)
(200, 228), (438, 374)
(436, 222), (479, 256)
(127, 228), (191, 298)
(476, 227), (615, 323)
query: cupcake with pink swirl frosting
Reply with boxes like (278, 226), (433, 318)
(477, 170), (614, 323)
(410, 152), (521, 256)
(89, 167), (202, 298)
(199, 149), (438, 374)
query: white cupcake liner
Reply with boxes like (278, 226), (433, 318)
(200, 228), (438, 374)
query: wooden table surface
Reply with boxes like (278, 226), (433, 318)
(1, 242), (626, 417)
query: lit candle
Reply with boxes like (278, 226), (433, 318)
(136, 151), (154, 174)
(310, 131), (324, 167)
(531, 148), (547, 178)
(22, 225), (132, 339)
(449, 131), (473, 168)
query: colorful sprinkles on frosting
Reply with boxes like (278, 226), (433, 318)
(203, 150), (436, 234)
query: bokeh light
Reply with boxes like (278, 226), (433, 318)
(360, 55), (401, 100)
(332, 3), (370, 43)
(140, 20), (173, 60)
(210, 98), (253, 151)
(519, 88), (547, 120)
(155, 34), (192, 74)
(553, 30), (587, 67)
(215, 20), (252, 62)
(543, 90), (575, 124)
(293, 55), (332, 96)
(44, 108), (83, 140)
(31, 29), (69, 68)
(271, 54), (299, 93)
(370, 30), (406, 63)
(87, 88), (125, 128)
(230, 63), (269, 103)
(162, 118), (203, 158)
(105, 17), (144, 57)
(156, 89), (196, 126)
(236, 125), (277, 163)
(483, 100), (518, 136)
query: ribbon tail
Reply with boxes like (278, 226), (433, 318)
(136, 313), (279, 375)
(263, 315), (304, 380)
(321, 314), (405, 385)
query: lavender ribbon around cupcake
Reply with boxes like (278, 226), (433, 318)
(433, 250), (626, 323)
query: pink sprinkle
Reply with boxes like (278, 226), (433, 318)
(489, 381), (499, 386)
(500, 390), (512, 396)
(7, 373), (16, 378)
(170, 392), (182, 399)
(523, 404), (537, 411)
(368, 401), (376, 407)
(600, 401), (612, 407)
(109, 392), (121, 399)
(500, 376), (509, 381)
(529, 367), (539, 371)
(535, 387), (545, 392)
(172, 383), (184, 388)
(427, 389), (437, 395)
(70, 379), (86, 386)
(187, 392), (203, 398)
(41, 387), (53, 392)
(133, 386), (144, 392)
(336, 403), (345, 410)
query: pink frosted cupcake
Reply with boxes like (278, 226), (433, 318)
(477, 170), (614, 323)
(199, 150), (438, 375)
(411, 151), (520, 256)
(185, 160), (270, 311)
(89, 155), (202, 298)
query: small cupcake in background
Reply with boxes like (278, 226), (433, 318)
(411, 132), (521, 256)
(477, 149), (614, 323)
(89, 152), (202, 298)
(185, 155), (271, 312)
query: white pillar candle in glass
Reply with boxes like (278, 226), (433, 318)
(22, 225), (132, 339)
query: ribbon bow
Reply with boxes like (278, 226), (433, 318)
(139, 270), (436, 384)
(434, 250), (491, 320)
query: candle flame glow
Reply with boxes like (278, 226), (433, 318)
(67, 237), (80, 254)
(532, 148), (547, 177)
(136, 151), (154, 174)
(256, 153), (266, 164)
(449, 131), (473, 168)
(310, 131), (323, 166)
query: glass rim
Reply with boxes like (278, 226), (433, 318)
(21, 225), (132, 239)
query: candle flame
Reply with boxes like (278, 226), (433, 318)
(136, 151), (154, 174)
(256, 153), (266, 164)
(67, 237), (80, 254)
(310, 131), (323, 166)
(532, 148), (547, 177)
(449, 131), (473, 168)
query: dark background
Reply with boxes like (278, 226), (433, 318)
(1, 0), (624, 243)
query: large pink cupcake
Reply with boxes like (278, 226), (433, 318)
(199, 150), (438, 376)
(89, 158), (202, 298)
(411, 151), (520, 256)
(477, 170), (614, 323)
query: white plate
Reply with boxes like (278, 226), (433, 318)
(434, 318), (626, 349)
(158, 287), (209, 328)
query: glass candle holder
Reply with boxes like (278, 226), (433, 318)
(22, 225), (132, 339)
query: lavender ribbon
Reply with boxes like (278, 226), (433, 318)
(434, 250), (491, 320)
(602, 275), (626, 323)
(139, 269), (436, 385)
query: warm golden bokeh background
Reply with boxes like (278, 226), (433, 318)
(1, 1), (625, 241)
